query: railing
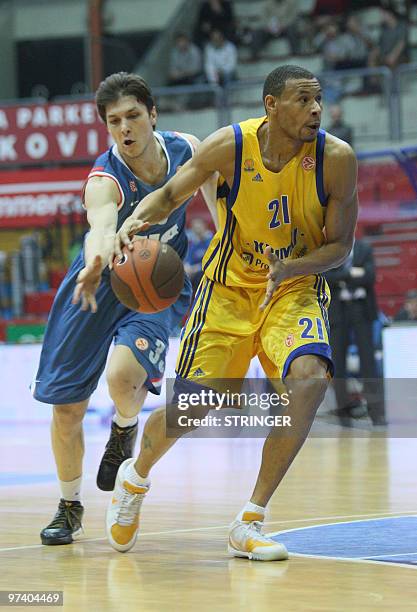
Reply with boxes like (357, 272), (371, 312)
(0, 64), (415, 148)
(394, 62), (417, 141)
(151, 65), (400, 145)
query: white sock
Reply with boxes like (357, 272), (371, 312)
(113, 413), (138, 428)
(236, 501), (265, 522)
(125, 462), (150, 488)
(60, 476), (82, 502)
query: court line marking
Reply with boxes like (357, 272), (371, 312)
(267, 513), (417, 570)
(366, 551), (417, 559)
(0, 509), (416, 553)
(282, 552), (417, 571)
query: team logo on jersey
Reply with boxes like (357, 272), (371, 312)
(129, 180), (137, 192)
(302, 156), (315, 170)
(252, 173), (263, 182)
(285, 333), (294, 347)
(242, 252), (254, 264)
(139, 249), (151, 260)
(135, 338), (149, 351)
(244, 158), (255, 172)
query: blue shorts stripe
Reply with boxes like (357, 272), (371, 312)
(221, 216), (237, 284)
(177, 278), (211, 378)
(181, 279), (215, 379)
(213, 209), (232, 282)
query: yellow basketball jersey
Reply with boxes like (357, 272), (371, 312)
(202, 116), (328, 288)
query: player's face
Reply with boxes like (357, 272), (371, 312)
(105, 95), (157, 159)
(267, 79), (322, 143)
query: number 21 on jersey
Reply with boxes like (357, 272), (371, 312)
(268, 196), (290, 229)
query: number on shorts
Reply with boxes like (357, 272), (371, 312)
(299, 317), (324, 340)
(149, 339), (166, 373)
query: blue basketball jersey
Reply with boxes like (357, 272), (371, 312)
(86, 131), (193, 259)
(33, 131), (196, 404)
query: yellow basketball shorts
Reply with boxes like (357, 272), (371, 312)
(175, 273), (333, 382)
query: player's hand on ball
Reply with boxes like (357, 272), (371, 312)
(111, 218), (150, 267)
(72, 255), (102, 312)
(260, 247), (288, 311)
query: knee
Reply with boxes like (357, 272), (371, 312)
(53, 403), (86, 432)
(287, 355), (330, 383)
(106, 365), (147, 401)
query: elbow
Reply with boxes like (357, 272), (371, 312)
(338, 243), (353, 266)
(330, 240), (353, 267)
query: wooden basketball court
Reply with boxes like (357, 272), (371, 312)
(1, 418), (416, 611)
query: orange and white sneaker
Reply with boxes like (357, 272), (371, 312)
(106, 458), (149, 552)
(228, 512), (288, 561)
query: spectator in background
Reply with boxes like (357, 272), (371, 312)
(195, 0), (236, 46)
(314, 20), (348, 101)
(328, 104), (354, 146)
(204, 29), (237, 85)
(184, 218), (213, 292)
(336, 14), (372, 70)
(368, 8), (408, 72)
(394, 289), (417, 322)
(315, 21), (347, 71)
(243, 0), (303, 60)
(168, 33), (203, 87)
(325, 239), (387, 426)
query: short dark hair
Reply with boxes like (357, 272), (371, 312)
(263, 65), (317, 102)
(95, 72), (155, 122)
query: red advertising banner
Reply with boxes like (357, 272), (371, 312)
(0, 166), (88, 228)
(0, 99), (111, 164)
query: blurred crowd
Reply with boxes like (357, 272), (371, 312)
(166, 1), (410, 101)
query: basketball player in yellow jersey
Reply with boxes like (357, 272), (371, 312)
(94, 65), (358, 559)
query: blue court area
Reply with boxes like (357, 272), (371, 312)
(271, 516), (417, 566)
(0, 473), (56, 486)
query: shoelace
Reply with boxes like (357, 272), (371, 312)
(240, 520), (272, 543)
(116, 488), (147, 527)
(47, 503), (80, 530)
(103, 428), (132, 465)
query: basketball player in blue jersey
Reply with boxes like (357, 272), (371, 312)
(33, 72), (217, 546)
(81, 65), (358, 560)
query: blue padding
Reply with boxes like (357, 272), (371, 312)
(271, 517), (417, 560)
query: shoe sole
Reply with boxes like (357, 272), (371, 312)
(106, 523), (138, 553)
(40, 527), (84, 546)
(228, 544), (289, 561)
(106, 458), (139, 553)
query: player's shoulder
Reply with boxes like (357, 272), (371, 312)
(198, 125), (236, 152)
(157, 130), (199, 160)
(90, 147), (113, 171)
(323, 131), (356, 164)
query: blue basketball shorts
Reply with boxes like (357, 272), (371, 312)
(32, 259), (192, 405)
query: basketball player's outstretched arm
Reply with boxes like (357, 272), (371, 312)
(260, 139), (358, 309)
(181, 132), (220, 230)
(113, 127), (235, 261)
(72, 176), (120, 311)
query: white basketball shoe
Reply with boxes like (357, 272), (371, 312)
(106, 458), (149, 552)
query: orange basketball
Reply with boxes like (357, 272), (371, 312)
(110, 238), (184, 313)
